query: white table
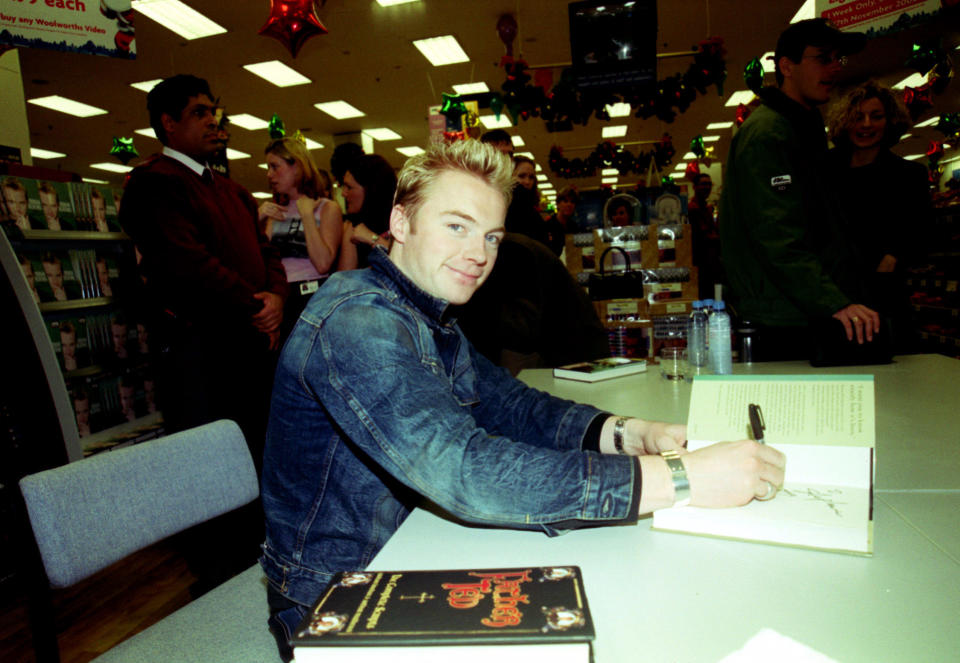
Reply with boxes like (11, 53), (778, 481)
(368, 355), (960, 662)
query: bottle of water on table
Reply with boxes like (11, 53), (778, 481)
(708, 300), (732, 375)
(687, 301), (708, 367)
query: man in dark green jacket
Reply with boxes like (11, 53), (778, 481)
(719, 19), (880, 360)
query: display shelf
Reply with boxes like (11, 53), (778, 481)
(38, 296), (113, 312)
(20, 230), (128, 241)
(81, 411), (165, 457)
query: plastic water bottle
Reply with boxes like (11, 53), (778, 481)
(687, 301), (708, 367)
(708, 300), (733, 375)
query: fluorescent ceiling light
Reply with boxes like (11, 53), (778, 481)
(514, 152), (534, 159)
(534, 163), (542, 171)
(396, 146), (425, 157)
(363, 128), (402, 141)
(681, 152), (697, 160)
(28, 95), (107, 117)
(536, 174), (549, 181)
(453, 82), (489, 94)
(376, 0), (419, 5)
(511, 135), (525, 147)
(903, 154), (924, 160)
(226, 148), (250, 160)
(31, 148), (66, 159)
(915, 116), (940, 128)
(901, 133), (913, 139)
(702, 135), (720, 142)
(303, 138), (324, 150)
(413, 35), (469, 66)
(674, 163), (688, 171)
(91, 162), (133, 173)
(893, 72), (928, 89)
(479, 114), (512, 129)
(707, 121), (734, 130)
(229, 114), (270, 130)
(258, 163), (268, 170)
(725, 90), (756, 107)
(761, 51), (776, 73)
(601, 177), (618, 184)
(602, 125), (628, 138)
(135, 127), (157, 139)
(243, 60), (311, 87)
(601, 168), (618, 176)
(791, 0), (815, 23)
(82, 177), (109, 184)
(130, 79), (163, 93)
(315, 101), (365, 119)
(606, 102), (632, 117)
(251, 191), (273, 199)
(132, 0), (226, 40)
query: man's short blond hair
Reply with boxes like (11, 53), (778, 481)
(394, 140), (513, 223)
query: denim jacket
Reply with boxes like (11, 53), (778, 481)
(260, 249), (639, 607)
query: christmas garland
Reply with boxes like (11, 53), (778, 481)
(548, 135), (675, 179)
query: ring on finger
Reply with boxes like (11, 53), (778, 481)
(851, 316), (860, 323)
(756, 480), (777, 501)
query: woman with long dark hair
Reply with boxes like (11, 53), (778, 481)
(337, 154), (397, 270)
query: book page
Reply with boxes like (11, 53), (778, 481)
(687, 376), (874, 447)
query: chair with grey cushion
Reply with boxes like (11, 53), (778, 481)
(18, 419), (281, 663)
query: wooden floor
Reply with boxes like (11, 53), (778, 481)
(0, 540), (197, 663)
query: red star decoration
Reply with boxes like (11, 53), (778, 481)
(258, 1), (328, 59)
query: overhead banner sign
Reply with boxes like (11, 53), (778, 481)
(815, 0), (946, 36)
(0, 0), (135, 59)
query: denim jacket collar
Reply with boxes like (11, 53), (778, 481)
(368, 247), (456, 325)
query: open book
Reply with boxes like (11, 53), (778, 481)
(652, 375), (874, 555)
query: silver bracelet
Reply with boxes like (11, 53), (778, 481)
(661, 450), (691, 507)
(613, 416), (629, 455)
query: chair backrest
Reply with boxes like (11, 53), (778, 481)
(19, 419), (259, 589)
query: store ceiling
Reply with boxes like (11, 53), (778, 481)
(15, 1), (960, 198)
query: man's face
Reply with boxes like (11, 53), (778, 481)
(40, 190), (59, 222)
(612, 205), (630, 225)
(558, 198), (576, 219)
(60, 329), (76, 360)
(4, 186), (28, 220)
(162, 94), (221, 161)
(92, 196), (107, 224)
(74, 397), (90, 426)
(694, 176), (713, 200)
(112, 322), (128, 351)
(390, 170), (505, 305)
(782, 46), (844, 107)
(97, 259), (110, 286)
(120, 386), (136, 417)
(43, 260), (63, 290)
(492, 140), (513, 156)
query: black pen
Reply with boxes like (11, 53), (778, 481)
(748, 403), (765, 445)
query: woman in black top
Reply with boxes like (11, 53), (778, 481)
(338, 154), (397, 270)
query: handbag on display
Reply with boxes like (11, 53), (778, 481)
(588, 246), (645, 301)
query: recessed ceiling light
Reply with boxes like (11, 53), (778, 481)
(601, 168), (618, 176)
(243, 60), (311, 87)
(903, 154), (924, 160)
(893, 72), (928, 89)
(251, 192), (273, 199)
(479, 114), (512, 129)
(606, 102), (632, 117)
(725, 90), (756, 107)
(602, 125), (628, 138)
(412, 35), (469, 66)
(315, 101), (366, 119)
(601, 177), (619, 184)
(396, 146), (425, 157)
(91, 162), (133, 173)
(226, 148), (250, 160)
(363, 128), (402, 141)
(130, 79), (163, 93)
(706, 121), (734, 130)
(229, 114), (270, 130)
(702, 135), (720, 142)
(535, 163), (542, 171)
(303, 138), (324, 150)
(31, 148), (66, 159)
(901, 133), (913, 139)
(674, 163), (688, 171)
(258, 163), (268, 170)
(376, 0), (419, 5)
(135, 127), (157, 139)
(82, 177), (109, 184)
(131, 0), (226, 40)
(760, 51), (776, 73)
(453, 82), (489, 94)
(914, 116), (940, 128)
(536, 174), (548, 181)
(511, 135), (525, 147)
(790, 0), (815, 23)
(681, 152), (697, 160)
(28, 95), (107, 117)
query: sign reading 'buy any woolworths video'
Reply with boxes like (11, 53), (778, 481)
(0, 0), (135, 59)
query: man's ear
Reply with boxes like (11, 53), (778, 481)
(389, 204), (408, 244)
(778, 55), (794, 82)
(160, 112), (177, 139)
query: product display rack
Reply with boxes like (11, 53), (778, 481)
(909, 204), (960, 358)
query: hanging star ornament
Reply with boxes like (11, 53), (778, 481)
(258, 0), (328, 59)
(109, 136), (138, 164)
(269, 113), (286, 139)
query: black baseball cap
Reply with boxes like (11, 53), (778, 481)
(774, 18), (867, 64)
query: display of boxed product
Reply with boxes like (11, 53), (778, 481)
(564, 232), (596, 274)
(594, 224), (692, 270)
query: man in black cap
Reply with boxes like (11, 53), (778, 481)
(719, 19), (882, 361)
